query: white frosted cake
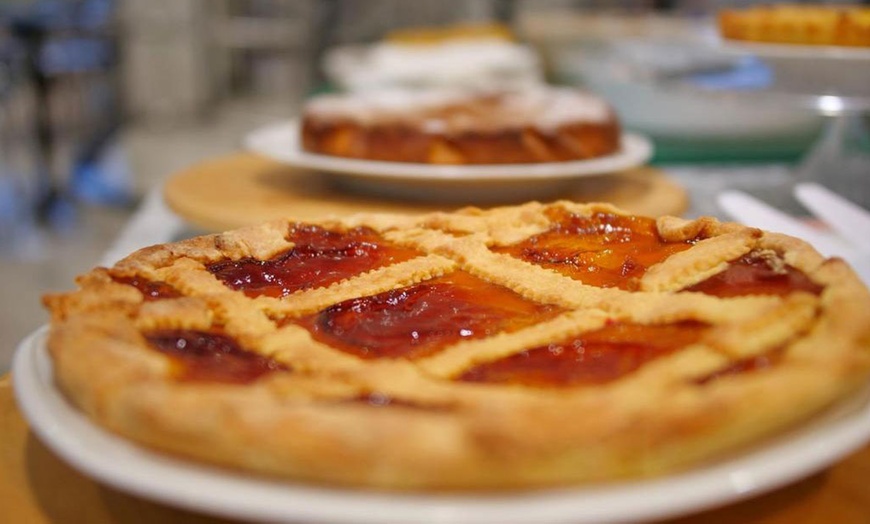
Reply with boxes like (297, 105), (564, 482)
(324, 39), (544, 92)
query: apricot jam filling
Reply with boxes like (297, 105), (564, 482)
(686, 253), (823, 297)
(207, 224), (421, 298)
(299, 271), (563, 360)
(459, 321), (709, 387)
(146, 330), (288, 384)
(113, 276), (181, 301)
(495, 211), (697, 290)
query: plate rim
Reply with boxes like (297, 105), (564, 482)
(13, 326), (870, 524)
(244, 119), (653, 181)
(719, 39), (870, 60)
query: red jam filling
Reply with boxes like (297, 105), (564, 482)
(686, 253), (823, 297)
(207, 224), (421, 298)
(459, 321), (709, 387)
(113, 276), (181, 301)
(146, 330), (288, 384)
(299, 271), (563, 360)
(495, 211), (696, 290)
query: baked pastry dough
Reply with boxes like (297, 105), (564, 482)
(718, 5), (870, 47)
(300, 88), (621, 164)
(43, 202), (870, 490)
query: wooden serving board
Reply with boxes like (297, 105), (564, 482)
(163, 153), (688, 232)
(2, 374), (870, 523)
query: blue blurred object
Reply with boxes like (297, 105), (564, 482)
(41, 36), (113, 75)
(688, 56), (774, 92)
(1, 0), (127, 224)
(71, 130), (133, 206)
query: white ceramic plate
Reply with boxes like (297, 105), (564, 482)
(718, 40), (870, 106)
(720, 40), (870, 61)
(14, 327), (870, 524)
(244, 120), (652, 203)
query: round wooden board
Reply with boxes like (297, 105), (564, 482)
(164, 153), (688, 232)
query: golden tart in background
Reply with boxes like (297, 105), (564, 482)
(383, 22), (516, 45)
(43, 201), (870, 490)
(718, 4), (870, 47)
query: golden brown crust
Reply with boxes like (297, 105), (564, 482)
(301, 119), (621, 165)
(43, 201), (870, 490)
(718, 5), (870, 47)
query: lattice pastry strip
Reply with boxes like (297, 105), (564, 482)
(640, 229), (760, 292)
(261, 254), (457, 318)
(42, 201), (870, 490)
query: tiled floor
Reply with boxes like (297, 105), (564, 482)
(0, 97), (301, 373)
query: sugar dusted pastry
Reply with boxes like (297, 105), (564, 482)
(300, 87), (621, 164)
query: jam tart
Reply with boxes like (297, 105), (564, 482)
(43, 201), (870, 490)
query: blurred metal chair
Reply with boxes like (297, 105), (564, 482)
(3, 0), (127, 224)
